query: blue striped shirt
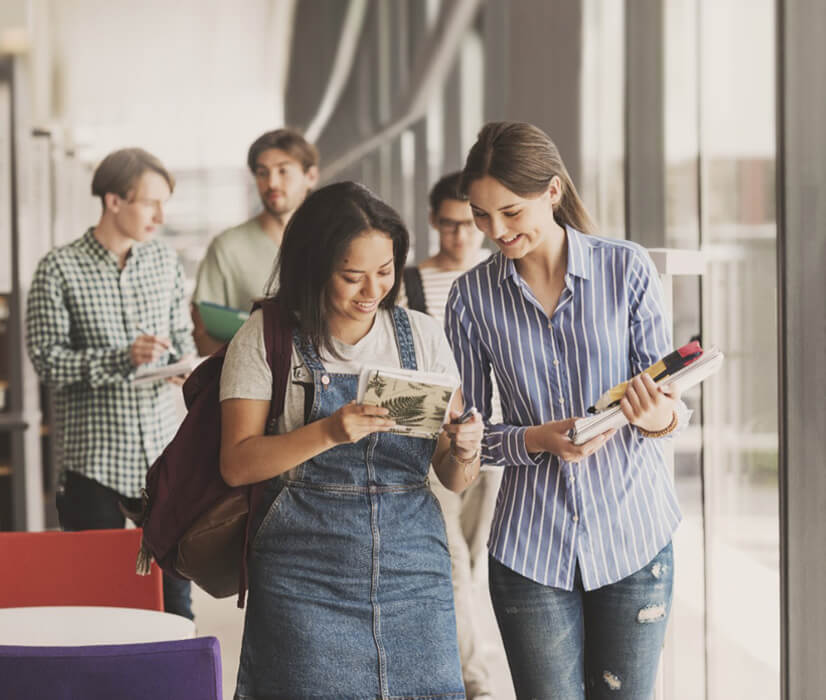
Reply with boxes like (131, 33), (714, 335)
(445, 226), (684, 591)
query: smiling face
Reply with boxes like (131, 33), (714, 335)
(107, 170), (171, 244)
(467, 175), (563, 261)
(326, 230), (396, 341)
(253, 147), (318, 218)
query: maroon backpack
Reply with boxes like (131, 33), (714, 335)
(135, 299), (294, 607)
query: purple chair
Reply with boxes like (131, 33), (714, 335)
(0, 636), (222, 699)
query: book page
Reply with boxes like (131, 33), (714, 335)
(358, 366), (459, 439)
(132, 357), (198, 386)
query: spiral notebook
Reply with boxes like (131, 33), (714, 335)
(568, 346), (724, 445)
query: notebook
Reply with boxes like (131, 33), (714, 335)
(357, 366), (460, 439)
(197, 301), (250, 342)
(132, 356), (199, 386)
(568, 346), (725, 445)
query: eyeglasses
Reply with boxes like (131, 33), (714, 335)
(437, 218), (476, 234)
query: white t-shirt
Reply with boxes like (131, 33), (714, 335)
(397, 250), (491, 325)
(220, 308), (460, 434)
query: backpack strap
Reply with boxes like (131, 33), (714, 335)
(402, 266), (427, 314)
(236, 298), (294, 608)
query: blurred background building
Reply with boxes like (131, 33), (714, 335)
(0, 1), (822, 698)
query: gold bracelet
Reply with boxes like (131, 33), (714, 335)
(450, 447), (480, 484)
(637, 411), (678, 438)
(449, 447), (480, 465)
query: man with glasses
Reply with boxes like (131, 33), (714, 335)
(26, 148), (196, 619)
(191, 128), (318, 355)
(399, 172), (501, 700)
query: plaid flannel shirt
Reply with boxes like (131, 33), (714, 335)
(26, 229), (195, 497)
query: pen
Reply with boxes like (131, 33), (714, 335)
(136, 326), (179, 358)
(453, 407), (477, 424)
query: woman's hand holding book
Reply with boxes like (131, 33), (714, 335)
(619, 373), (681, 434)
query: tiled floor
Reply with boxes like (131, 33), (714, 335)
(191, 576), (515, 699)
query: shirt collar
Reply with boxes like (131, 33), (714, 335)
(495, 224), (593, 286)
(565, 225), (593, 281)
(81, 227), (144, 268)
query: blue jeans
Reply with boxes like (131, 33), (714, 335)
(57, 470), (194, 621)
(489, 543), (673, 699)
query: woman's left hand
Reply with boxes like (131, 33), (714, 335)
(620, 373), (681, 433)
(441, 408), (484, 460)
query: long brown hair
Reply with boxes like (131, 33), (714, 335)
(461, 121), (595, 234)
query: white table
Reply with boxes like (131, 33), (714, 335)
(0, 606), (196, 646)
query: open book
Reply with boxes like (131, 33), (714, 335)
(568, 346), (724, 445)
(132, 356), (199, 386)
(357, 366), (459, 439)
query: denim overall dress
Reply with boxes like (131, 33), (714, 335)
(235, 309), (465, 700)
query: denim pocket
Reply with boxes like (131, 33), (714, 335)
(251, 484), (290, 551)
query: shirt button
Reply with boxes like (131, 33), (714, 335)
(572, 514), (579, 522)
(569, 474), (575, 483)
(552, 359), (560, 366)
(321, 375), (330, 386)
(558, 397), (565, 405)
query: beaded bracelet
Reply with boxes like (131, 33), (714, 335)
(637, 411), (678, 438)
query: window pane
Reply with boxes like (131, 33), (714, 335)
(700, 1), (780, 697)
(664, 2), (704, 697)
(580, 0), (625, 239)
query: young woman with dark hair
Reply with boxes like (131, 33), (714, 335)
(220, 181), (482, 699)
(445, 122), (689, 699)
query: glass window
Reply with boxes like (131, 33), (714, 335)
(665, 2), (779, 697)
(664, 2), (705, 698)
(699, 1), (780, 697)
(580, 0), (625, 239)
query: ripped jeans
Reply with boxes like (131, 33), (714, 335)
(489, 542), (673, 699)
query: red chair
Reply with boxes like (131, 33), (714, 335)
(0, 529), (163, 610)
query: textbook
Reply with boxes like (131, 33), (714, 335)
(357, 366), (460, 439)
(568, 345), (724, 445)
(197, 301), (250, 342)
(588, 341), (704, 414)
(132, 356), (199, 386)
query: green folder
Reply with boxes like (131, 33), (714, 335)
(197, 301), (250, 342)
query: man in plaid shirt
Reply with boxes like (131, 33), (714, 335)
(26, 148), (196, 619)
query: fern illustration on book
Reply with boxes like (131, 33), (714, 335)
(358, 367), (459, 439)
